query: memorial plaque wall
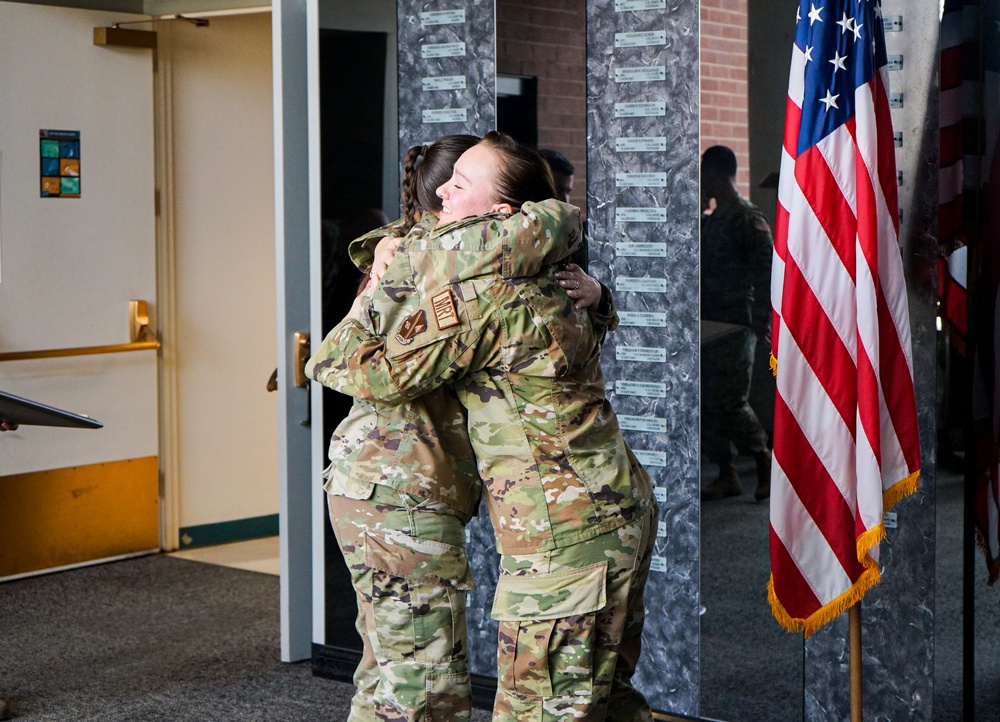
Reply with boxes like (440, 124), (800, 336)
(587, 0), (701, 715)
(396, 0), (501, 679)
(396, 2), (495, 163)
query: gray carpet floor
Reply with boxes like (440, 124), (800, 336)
(1, 458), (996, 721)
(699, 461), (802, 722)
(0, 555), (366, 721)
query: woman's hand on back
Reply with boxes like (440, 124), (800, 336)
(556, 264), (602, 310)
(370, 236), (400, 285)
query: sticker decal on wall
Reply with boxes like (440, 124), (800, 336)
(40, 129), (80, 198)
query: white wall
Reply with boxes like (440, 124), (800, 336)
(0, 2), (158, 475)
(160, 12), (278, 530)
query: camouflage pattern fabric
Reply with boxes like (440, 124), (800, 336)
(312, 199), (654, 718)
(310, 199), (648, 555)
(347, 216), (409, 273)
(307, 211), (481, 515)
(492, 490), (657, 721)
(347, 212), (436, 272)
(307, 209), (481, 720)
(328, 485), (475, 722)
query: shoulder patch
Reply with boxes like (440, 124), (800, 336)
(432, 289), (460, 330)
(395, 309), (428, 345)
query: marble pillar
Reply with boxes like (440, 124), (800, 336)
(396, 2), (495, 156)
(395, 0), (502, 679)
(586, 0), (701, 715)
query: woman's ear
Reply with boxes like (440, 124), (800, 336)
(491, 202), (514, 215)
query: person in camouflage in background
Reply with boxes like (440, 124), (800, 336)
(307, 134), (607, 722)
(699, 145), (774, 503)
(310, 132), (656, 722)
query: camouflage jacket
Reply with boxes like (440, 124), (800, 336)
(307, 211), (480, 515)
(700, 194), (773, 338)
(309, 199), (644, 554)
(346, 214), (421, 273)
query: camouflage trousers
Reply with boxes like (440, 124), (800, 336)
(701, 326), (769, 465)
(327, 485), (475, 722)
(492, 500), (658, 722)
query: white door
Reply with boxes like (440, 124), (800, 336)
(0, 2), (159, 577)
(274, 0), (314, 662)
(155, 12), (279, 552)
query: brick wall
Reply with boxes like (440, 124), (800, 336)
(701, 0), (751, 196)
(496, 0), (587, 209)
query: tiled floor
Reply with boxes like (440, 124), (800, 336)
(168, 536), (280, 576)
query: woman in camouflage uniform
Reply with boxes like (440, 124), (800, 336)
(310, 132), (657, 722)
(307, 134), (605, 722)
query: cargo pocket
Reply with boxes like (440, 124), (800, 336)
(365, 528), (475, 666)
(425, 670), (472, 722)
(491, 562), (607, 699)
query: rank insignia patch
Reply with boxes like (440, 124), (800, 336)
(432, 289), (460, 330)
(396, 309), (428, 345)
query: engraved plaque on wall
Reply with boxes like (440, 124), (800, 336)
(396, 3), (495, 164)
(587, 0), (700, 715)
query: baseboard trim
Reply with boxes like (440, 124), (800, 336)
(178, 514), (279, 548)
(0, 549), (159, 584)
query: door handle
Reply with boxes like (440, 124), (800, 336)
(293, 331), (310, 388)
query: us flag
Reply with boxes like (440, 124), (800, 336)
(768, 0), (922, 635)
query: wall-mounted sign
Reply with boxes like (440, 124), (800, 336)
(614, 30), (667, 48)
(422, 75), (467, 91)
(616, 345), (667, 362)
(615, 136), (667, 152)
(615, 101), (666, 118)
(613, 65), (666, 83)
(421, 42), (466, 59)
(40, 129), (80, 198)
(421, 9), (465, 26)
(617, 241), (667, 257)
(616, 276), (668, 293)
(422, 107), (469, 124)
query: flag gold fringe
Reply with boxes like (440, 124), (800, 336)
(883, 469), (921, 513)
(768, 562), (881, 638)
(770, 352), (778, 377)
(768, 468), (922, 637)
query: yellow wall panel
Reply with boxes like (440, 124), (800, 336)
(0, 456), (159, 578)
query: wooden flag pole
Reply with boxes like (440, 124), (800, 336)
(849, 602), (862, 722)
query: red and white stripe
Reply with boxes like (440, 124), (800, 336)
(768, 42), (922, 635)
